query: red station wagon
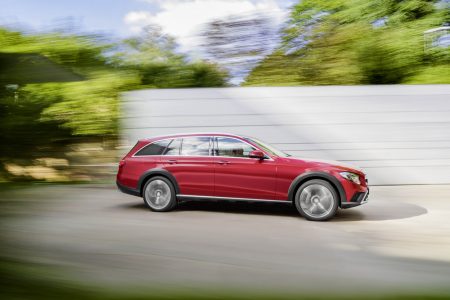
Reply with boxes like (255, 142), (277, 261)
(117, 133), (369, 221)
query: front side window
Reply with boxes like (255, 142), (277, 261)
(134, 139), (171, 156)
(216, 137), (255, 158)
(181, 136), (211, 156)
(244, 137), (290, 157)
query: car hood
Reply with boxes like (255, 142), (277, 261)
(282, 156), (364, 174)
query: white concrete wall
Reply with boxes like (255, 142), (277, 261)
(121, 85), (450, 185)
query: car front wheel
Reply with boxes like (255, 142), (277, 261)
(143, 176), (177, 212)
(294, 179), (338, 221)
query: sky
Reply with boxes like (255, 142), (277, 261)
(0, 0), (296, 51)
(0, 0), (296, 84)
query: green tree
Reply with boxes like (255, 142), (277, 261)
(112, 25), (227, 88)
(0, 26), (226, 181)
(245, 0), (450, 85)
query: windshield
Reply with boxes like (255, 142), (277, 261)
(243, 137), (291, 157)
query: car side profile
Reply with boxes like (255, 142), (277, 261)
(116, 133), (369, 221)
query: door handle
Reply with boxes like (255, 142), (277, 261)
(218, 160), (230, 165)
(167, 159), (177, 164)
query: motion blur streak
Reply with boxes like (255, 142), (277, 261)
(1, 0), (450, 298)
(1, 184), (450, 295)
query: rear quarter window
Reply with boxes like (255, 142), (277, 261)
(134, 139), (171, 156)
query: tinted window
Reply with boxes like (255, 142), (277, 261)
(243, 137), (289, 157)
(164, 138), (181, 155)
(216, 137), (255, 158)
(135, 139), (170, 156)
(181, 136), (211, 156)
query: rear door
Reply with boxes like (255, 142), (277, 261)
(161, 136), (215, 196)
(213, 136), (277, 200)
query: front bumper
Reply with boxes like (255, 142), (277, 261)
(341, 189), (369, 208)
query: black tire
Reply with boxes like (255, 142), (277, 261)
(294, 179), (339, 221)
(142, 176), (177, 212)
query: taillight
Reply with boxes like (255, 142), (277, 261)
(118, 160), (126, 168)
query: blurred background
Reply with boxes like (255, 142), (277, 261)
(1, 0), (450, 299)
(1, 0), (449, 183)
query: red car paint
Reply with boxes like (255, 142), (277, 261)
(117, 133), (368, 206)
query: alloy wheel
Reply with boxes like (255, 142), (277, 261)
(144, 179), (172, 210)
(297, 184), (335, 219)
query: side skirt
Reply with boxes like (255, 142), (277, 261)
(176, 194), (291, 204)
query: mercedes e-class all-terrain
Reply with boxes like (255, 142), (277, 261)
(117, 133), (369, 221)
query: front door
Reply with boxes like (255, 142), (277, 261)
(213, 136), (277, 200)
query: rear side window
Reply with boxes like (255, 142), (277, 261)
(164, 138), (181, 155)
(181, 136), (211, 156)
(134, 139), (171, 156)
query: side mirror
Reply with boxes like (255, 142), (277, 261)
(249, 150), (266, 160)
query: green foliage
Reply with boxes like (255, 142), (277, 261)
(405, 64), (450, 83)
(1, 26), (226, 138)
(36, 71), (139, 136)
(0, 27), (226, 180)
(245, 0), (450, 86)
(112, 26), (227, 88)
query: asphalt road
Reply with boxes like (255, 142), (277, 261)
(2, 184), (450, 294)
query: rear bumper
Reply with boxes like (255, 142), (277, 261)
(116, 180), (141, 197)
(341, 189), (369, 209)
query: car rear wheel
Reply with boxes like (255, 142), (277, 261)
(294, 179), (338, 221)
(143, 176), (177, 212)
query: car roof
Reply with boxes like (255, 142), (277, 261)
(141, 132), (244, 142)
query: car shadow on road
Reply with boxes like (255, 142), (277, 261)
(119, 200), (428, 221)
(334, 202), (428, 222)
(177, 201), (300, 217)
(121, 201), (299, 217)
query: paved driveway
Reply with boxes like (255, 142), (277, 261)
(2, 184), (450, 294)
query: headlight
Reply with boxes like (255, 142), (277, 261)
(339, 172), (361, 184)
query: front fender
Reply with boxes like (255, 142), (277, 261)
(287, 171), (347, 205)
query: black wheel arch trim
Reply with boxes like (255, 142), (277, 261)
(137, 169), (180, 196)
(288, 172), (347, 206)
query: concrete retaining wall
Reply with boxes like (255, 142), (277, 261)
(121, 85), (450, 185)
